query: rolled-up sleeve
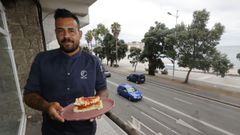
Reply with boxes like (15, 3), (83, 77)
(95, 60), (107, 91)
(24, 54), (41, 95)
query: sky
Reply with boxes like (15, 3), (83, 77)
(81, 0), (240, 46)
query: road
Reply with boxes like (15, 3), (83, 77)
(106, 71), (240, 135)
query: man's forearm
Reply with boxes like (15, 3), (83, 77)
(96, 89), (109, 98)
(23, 92), (50, 112)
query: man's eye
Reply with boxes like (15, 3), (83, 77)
(56, 29), (64, 33)
(68, 28), (76, 32)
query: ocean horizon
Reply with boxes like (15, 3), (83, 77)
(216, 45), (240, 69)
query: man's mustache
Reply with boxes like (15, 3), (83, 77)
(61, 38), (74, 43)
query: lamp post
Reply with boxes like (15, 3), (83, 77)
(167, 10), (179, 80)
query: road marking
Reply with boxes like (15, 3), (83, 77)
(174, 97), (193, 105)
(144, 96), (234, 135)
(141, 112), (180, 135)
(107, 80), (119, 86)
(152, 107), (176, 120)
(128, 116), (159, 135)
(127, 121), (147, 135)
(152, 107), (202, 133)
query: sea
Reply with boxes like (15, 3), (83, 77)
(216, 45), (240, 69)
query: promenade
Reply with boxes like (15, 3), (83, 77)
(108, 58), (240, 93)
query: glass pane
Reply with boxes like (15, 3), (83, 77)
(0, 11), (4, 28)
(0, 37), (21, 135)
(0, 35), (8, 49)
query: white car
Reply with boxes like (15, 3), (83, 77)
(102, 65), (111, 77)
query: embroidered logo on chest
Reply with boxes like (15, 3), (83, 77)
(80, 70), (87, 79)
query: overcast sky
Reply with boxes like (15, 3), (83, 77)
(81, 0), (240, 46)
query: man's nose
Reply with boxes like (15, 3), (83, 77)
(63, 30), (70, 38)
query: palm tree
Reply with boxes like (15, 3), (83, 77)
(85, 30), (93, 51)
(111, 22), (121, 66)
(92, 29), (99, 47)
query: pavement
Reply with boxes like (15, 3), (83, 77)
(107, 58), (240, 94)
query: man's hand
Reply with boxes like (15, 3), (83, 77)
(91, 89), (109, 122)
(46, 102), (65, 123)
(90, 115), (102, 122)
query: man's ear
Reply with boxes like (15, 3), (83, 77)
(79, 30), (82, 38)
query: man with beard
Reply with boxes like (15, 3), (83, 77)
(23, 9), (108, 135)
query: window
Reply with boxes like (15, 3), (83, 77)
(0, 2), (26, 135)
(0, 11), (4, 28)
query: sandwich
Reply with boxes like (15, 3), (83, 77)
(73, 96), (103, 112)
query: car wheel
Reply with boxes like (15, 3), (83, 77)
(128, 97), (132, 101)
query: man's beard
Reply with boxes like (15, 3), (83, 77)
(59, 38), (79, 53)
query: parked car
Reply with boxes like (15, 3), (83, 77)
(127, 73), (145, 84)
(117, 83), (142, 101)
(102, 65), (111, 77)
(161, 68), (168, 75)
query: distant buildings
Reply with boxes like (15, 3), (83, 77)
(127, 41), (144, 50)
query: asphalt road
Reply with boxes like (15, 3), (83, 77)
(107, 72), (240, 135)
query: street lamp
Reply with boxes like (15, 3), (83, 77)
(167, 10), (179, 80)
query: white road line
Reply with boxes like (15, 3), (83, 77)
(174, 97), (193, 105)
(107, 80), (119, 87)
(127, 120), (147, 135)
(130, 116), (158, 135)
(141, 112), (180, 135)
(152, 107), (202, 134)
(152, 107), (176, 120)
(144, 96), (234, 135)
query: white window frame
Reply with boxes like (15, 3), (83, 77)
(0, 2), (26, 135)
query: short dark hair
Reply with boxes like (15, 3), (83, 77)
(54, 8), (80, 28)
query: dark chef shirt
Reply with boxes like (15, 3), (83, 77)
(24, 48), (107, 135)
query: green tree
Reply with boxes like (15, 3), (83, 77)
(82, 46), (90, 53)
(117, 39), (128, 62)
(103, 33), (127, 67)
(85, 30), (93, 51)
(128, 47), (142, 72)
(103, 33), (116, 66)
(237, 53), (240, 61)
(111, 22), (121, 66)
(95, 24), (109, 46)
(92, 29), (99, 47)
(237, 53), (240, 75)
(211, 51), (233, 77)
(141, 22), (169, 75)
(177, 9), (224, 83)
(93, 46), (105, 61)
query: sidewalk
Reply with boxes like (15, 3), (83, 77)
(106, 58), (240, 93)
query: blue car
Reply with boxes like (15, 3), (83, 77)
(127, 73), (145, 84)
(117, 84), (143, 101)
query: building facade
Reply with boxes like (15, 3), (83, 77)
(0, 0), (95, 134)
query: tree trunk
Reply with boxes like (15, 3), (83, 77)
(115, 39), (118, 66)
(184, 68), (192, 83)
(134, 62), (138, 72)
(148, 61), (155, 76)
(110, 60), (113, 67)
